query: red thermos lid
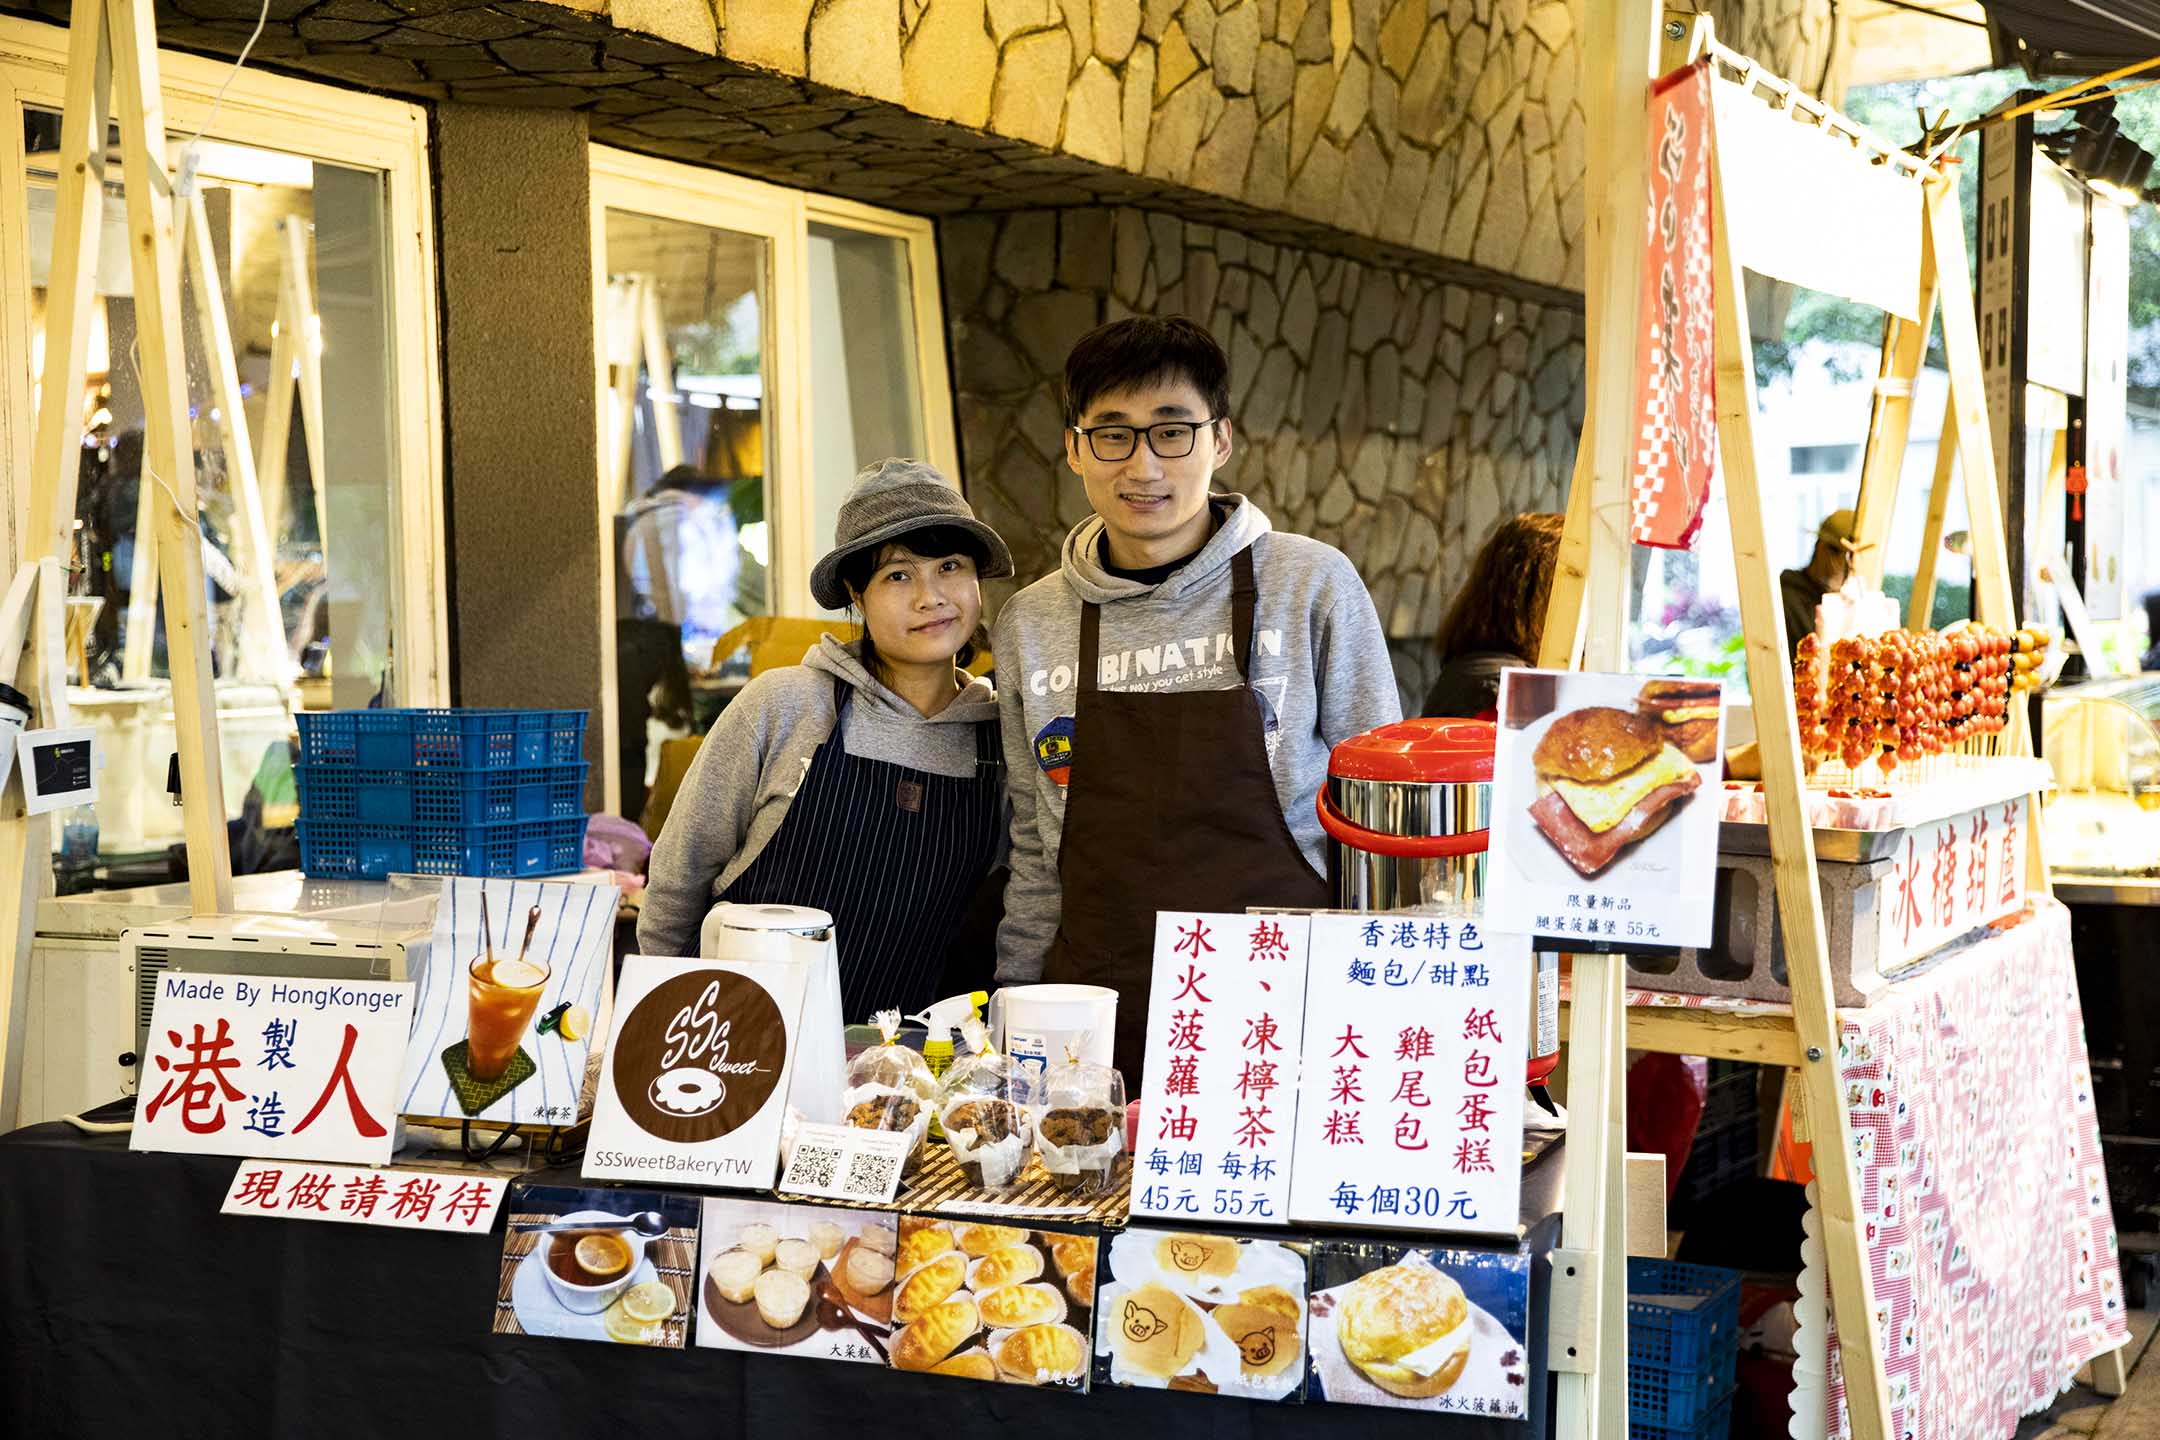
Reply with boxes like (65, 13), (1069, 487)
(1328, 718), (1496, 784)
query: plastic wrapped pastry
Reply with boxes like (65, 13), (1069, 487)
(934, 1018), (1037, 1191)
(844, 1009), (937, 1173)
(1031, 1038), (1125, 1193)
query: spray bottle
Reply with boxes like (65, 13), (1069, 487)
(909, 990), (986, 1139)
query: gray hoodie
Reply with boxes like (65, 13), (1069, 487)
(637, 635), (1004, 959)
(991, 494), (1401, 981)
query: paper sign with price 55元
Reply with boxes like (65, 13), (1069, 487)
(1133, 912), (1312, 1226)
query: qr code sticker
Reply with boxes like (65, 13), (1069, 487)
(842, 1150), (900, 1199)
(788, 1142), (843, 1191)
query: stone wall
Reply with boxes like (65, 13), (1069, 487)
(41, 0), (1849, 306)
(943, 205), (1584, 712)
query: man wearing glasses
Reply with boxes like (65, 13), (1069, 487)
(991, 316), (1401, 1084)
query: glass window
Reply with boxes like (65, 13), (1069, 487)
(590, 154), (957, 825)
(601, 210), (776, 820)
(6, 24), (441, 884)
(806, 221), (927, 609)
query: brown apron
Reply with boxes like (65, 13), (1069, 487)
(1043, 546), (1334, 1085)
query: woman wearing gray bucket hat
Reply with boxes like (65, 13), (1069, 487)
(640, 459), (1017, 1019)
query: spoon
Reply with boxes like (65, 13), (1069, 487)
(816, 1276), (888, 1360)
(512, 1210), (670, 1239)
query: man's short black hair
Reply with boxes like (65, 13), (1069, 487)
(1060, 316), (1232, 428)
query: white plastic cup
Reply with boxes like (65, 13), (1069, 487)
(990, 984), (1117, 1078)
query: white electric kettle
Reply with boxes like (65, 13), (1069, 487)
(699, 902), (845, 1130)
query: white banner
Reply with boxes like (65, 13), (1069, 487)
(1711, 76), (1926, 321)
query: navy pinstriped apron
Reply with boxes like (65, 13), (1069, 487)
(716, 677), (1005, 1020)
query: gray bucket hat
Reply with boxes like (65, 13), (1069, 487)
(809, 458), (1014, 610)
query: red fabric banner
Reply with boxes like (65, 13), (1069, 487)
(1631, 60), (1718, 549)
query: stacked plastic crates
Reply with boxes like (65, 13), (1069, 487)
(1628, 1258), (1743, 1439)
(1674, 1060), (1761, 1212)
(294, 709), (590, 880)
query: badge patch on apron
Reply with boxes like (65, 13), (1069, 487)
(1034, 716), (1075, 786)
(895, 779), (924, 812)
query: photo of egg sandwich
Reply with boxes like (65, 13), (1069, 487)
(1527, 706), (1702, 877)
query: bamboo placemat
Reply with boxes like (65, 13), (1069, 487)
(493, 1209), (696, 1344)
(781, 1146), (1133, 1224)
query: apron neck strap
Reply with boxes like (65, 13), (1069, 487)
(1230, 544), (1257, 681)
(975, 710), (1002, 771)
(831, 674), (852, 720)
(1078, 542), (1261, 688)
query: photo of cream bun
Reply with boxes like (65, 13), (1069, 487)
(1306, 1247), (1531, 1416)
(885, 1217), (1097, 1390)
(1527, 705), (1702, 877)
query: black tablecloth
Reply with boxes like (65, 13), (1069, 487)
(0, 1119), (1553, 1438)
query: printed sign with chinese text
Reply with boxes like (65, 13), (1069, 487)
(1133, 912), (1312, 1226)
(132, 974), (411, 1165)
(1487, 669), (1723, 949)
(1287, 914), (1528, 1236)
(222, 1160), (505, 1233)
(1879, 795), (2029, 969)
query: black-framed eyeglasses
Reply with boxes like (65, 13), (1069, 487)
(1070, 417), (1220, 462)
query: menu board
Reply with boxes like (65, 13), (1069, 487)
(1131, 912), (1312, 1227)
(1486, 668), (1724, 949)
(1286, 914), (1527, 1236)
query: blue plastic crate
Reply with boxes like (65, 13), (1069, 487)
(298, 763), (588, 827)
(1628, 1259), (1742, 1433)
(297, 815), (589, 880)
(296, 708), (588, 771)
(1631, 1389), (1732, 1440)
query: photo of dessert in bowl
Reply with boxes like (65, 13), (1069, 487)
(493, 1184), (696, 1348)
(695, 1199), (899, 1361)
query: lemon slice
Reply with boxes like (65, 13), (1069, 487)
(603, 1302), (660, 1345)
(559, 1004), (592, 1042)
(618, 1280), (678, 1325)
(575, 1235), (630, 1279)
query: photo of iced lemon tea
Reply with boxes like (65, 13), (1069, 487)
(468, 952), (550, 1081)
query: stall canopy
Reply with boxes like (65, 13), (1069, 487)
(1983, 0), (2160, 73)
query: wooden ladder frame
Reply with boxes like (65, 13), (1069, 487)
(1, 0), (232, 1126)
(1542, 7), (2128, 1436)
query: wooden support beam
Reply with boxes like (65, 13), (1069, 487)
(106, 0), (232, 913)
(180, 193), (288, 686)
(1853, 285), (1939, 587)
(2, 0), (113, 1128)
(1908, 391), (1959, 629)
(1709, 123), (1893, 1440)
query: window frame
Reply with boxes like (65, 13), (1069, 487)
(0, 14), (449, 704)
(587, 144), (958, 817)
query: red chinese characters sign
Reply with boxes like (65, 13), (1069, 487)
(1135, 913), (1312, 1225)
(222, 1159), (506, 1233)
(132, 975), (411, 1166)
(1288, 914), (1529, 1236)
(1632, 58), (1718, 549)
(1883, 796), (2028, 968)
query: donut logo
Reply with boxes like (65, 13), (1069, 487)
(611, 969), (786, 1143)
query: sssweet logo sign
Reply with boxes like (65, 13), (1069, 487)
(612, 970), (786, 1143)
(585, 957), (805, 1189)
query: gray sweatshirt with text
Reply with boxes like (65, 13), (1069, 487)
(638, 635), (1004, 959)
(990, 495), (1401, 981)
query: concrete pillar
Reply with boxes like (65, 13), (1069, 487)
(433, 104), (604, 808)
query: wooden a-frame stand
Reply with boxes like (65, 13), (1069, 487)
(0, 0), (232, 1127)
(1543, 10), (2131, 1437)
